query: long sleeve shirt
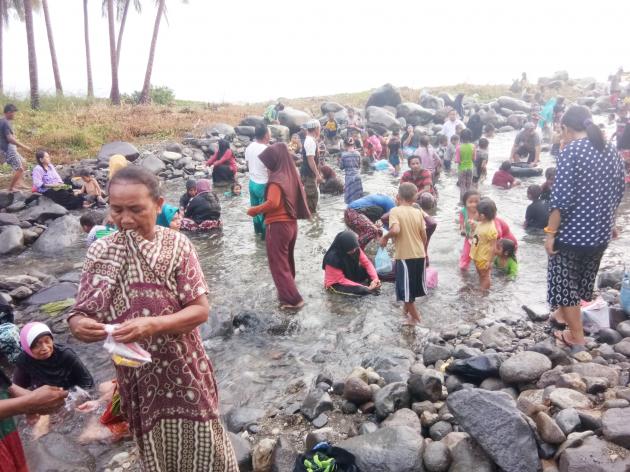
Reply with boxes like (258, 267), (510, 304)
(247, 183), (292, 224)
(324, 249), (378, 288)
(207, 149), (237, 175)
(31, 164), (63, 193)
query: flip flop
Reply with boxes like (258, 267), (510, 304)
(554, 330), (586, 353)
(549, 314), (567, 330)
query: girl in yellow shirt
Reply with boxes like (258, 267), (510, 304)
(470, 198), (498, 290)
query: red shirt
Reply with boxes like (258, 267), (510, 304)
(492, 170), (515, 189)
(324, 249), (378, 288)
(207, 149), (237, 174)
(401, 170), (434, 195)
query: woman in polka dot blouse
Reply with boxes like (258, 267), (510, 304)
(545, 105), (625, 352)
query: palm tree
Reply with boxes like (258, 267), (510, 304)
(0, 0), (25, 96)
(83, 0), (93, 98)
(138, 0), (164, 104)
(106, 0), (120, 104)
(115, 0), (140, 68)
(23, 0), (39, 108)
(41, 0), (61, 95)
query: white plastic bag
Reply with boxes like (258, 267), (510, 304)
(103, 324), (152, 368)
(581, 297), (610, 331)
(375, 247), (393, 274)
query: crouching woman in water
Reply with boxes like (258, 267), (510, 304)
(323, 231), (381, 296)
(181, 179), (222, 232)
(67, 166), (237, 472)
(247, 143), (311, 309)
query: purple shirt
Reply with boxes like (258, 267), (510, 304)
(414, 146), (439, 174)
(32, 164), (63, 193)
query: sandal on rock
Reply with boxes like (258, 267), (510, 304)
(549, 314), (567, 330)
(554, 330), (586, 353)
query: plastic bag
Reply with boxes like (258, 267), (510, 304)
(65, 386), (91, 411)
(375, 247), (393, 274)
(581, 297), (610, 331)
(373, 160), (392, 172)
(103, 324), (152, 368)
(426, 266), (438, 289)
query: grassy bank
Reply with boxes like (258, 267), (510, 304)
(0, 81), (579, 167)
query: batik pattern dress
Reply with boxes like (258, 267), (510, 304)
(72, 227), (237, 472)
(339, 151), (363, 204)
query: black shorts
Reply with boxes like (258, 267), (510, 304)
(395, 258), (427, 303)
(547, 246), (606, 308)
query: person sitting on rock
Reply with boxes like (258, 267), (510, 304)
(31, 149), (85, 210)
(206, 139), (237, 185)
(181, 179), (222, 232)
(319, 165), (344, 196)
(323, 231), (380, 296)
(264, 102), (284, 124)
(76, 168), (106, 208)
(179, 179), (197, 211)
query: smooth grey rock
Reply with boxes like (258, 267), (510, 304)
(522, 304), (551, 322)
(32, 215), (82, 254)
(614, 338), (630, 357)
(366, 84), (402, 108)
(97, 141), (139, 162)
(479, 378), (506, 391)
(277, 108), (311, 134)
(25, 281), (77, 306)
(597, 328), (623, 345)
(206, 123), (235, 137)
(442, 432), (495, 472)
(382, 408), (421, 431)
(271, 436), (298, 472)
(374, 382), (411, 420)
(359, 422), (378, 435)
(479, 325), (514, 349)
(366, 106), (399, 132)
(423, 343), (453, 366)
(341, 400), (358, 414)
(446, 354), (502, 382)
(453, 345), (482, 359)
(239, 116), (265, 128)
(312, 413), (328, 428)
(558, 436), (630, 472)
(320, 102), (345, 114)
(549, 388), (592, 410)
(447, 389), (539, 472)
(160, 150), (182, 162)
(419, 94), (445, 110)
(535, 411), (566, 445)
(497, 96), (532, 113)
(0, 225), (23, 254)
(140, 154), (167, 174)
(22, 431), (95, 472)
(20, 197), (67, 223)
(423, 440), (451, 472)
(226, 407), (265, 433)
(396, 102), (436, 126)
(429, 421), (453, 441)
(408, 369), (444, 402)
(564, 362), (619, 386)
(0, 213), (19, 226)
(339, 426), (423, 472)
(555, 408), (581, 436)
(599, 269), (624, 289)
(300, 389), (332, 421)
(500, 351), (552, 384)
(602, 407), (630, 448)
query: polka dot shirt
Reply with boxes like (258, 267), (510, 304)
(550, 138), (625, 248)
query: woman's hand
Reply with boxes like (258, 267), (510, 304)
(368, 279), (381, 291)
(69, 316), (107, 343)
(113, 318), (158, 343)
(545, 234), (558, 256)
(23, 386), (68, 415)
(246, 207), (257, 217)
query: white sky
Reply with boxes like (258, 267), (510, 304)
(2, 0), (629, 103)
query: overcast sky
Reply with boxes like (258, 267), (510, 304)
(2, 0), (628, 103)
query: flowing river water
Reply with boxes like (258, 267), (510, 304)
(3, 127), (630, 470)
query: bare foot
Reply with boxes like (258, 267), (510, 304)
(280, 300), (305, 310)
(78, 416), (113, 444)
(31, 415), (51, 440)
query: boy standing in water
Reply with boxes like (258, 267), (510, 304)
(380, 183), (427, 326)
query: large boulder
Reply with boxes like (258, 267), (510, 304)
(497, 96), (532, 114)
(235, 126), (256, 138)
(268, 124), (290, 143)
(419, 94), (445, 110)
(366, 84), (402, 108)
(139, 154), (167, 174)
(320, 102), (344, 114)
(446, 354), (502, 382)
(20, 197), (68, 223)
(366, 106), (400, 133)
(558, 436), (630, 472)
(240, 116), (265, 128)
(97, 141), (139, 163)
(206, 123), (235, 137)
(25, 282), (77, 306)
(339, 426), (423, 472)
(396, 103), (436, 126)
(602, 407), (630, 448)
(225, 407), (265, 434)
(447, 389), (539, 472)
(33, 215), (82, 254)
(0, 213), (19, 226)
(0, 225), (24, 255)
(499, 351), (552, 384)
(278, 108), (311, 134)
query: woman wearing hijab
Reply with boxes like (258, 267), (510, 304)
(156, 203), (182, 231)
(323, 231), (380, 296)
(207, 139), (237, 184)
(181, 179), (222, 232)
(13, 322), (94, 390)
(247, 143), (311, 309)
(319, 165), (344, 195)
(108, 154), (128, 180)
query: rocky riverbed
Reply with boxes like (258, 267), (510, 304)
(1, 72), (630, 472)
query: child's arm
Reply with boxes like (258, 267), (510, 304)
(455, 145), (461, 164)
(379, 222), (400, 247)
(472, 145), (477, 162)
(458, 211), (465, 234)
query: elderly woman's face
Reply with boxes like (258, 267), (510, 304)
(109, 182), (163, 239)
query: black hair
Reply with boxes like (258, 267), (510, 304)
(419, 136), (430, 148)
(3, 103), (17, 113)
(483, 124), (495, 133)
(478, 137), (489, 149)
(254, 123), (269, 140)
(35, 149), (47, 166)
(109, 166), (161, 200)
(477, 198), (497, 221)
(450, 134), (460, 143)
(79, 212), (99, 229)
(367, 129), (375, 137)
(498, 238), (516, 260)
(217, 139), (230, 158)
(560, 105), (605, 151)
(527, 184), (542, 200)
(460, 128), (473, 143)
(276, 103), (285, 111)
(545, 167), (556, 180)
(344, 136), (355, 147)
(231, 181), (242, 191)
(462, 189), (480, 205)
(78, 167), (92, 178)
(398, 182), (418, 202)
(438, 134), (448, 144)
(500, 161), (512, 171)
(185, 179), (197, 191)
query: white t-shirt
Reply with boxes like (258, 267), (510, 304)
(245, 141), (269, 184)
(304, 135), (317, 157)
(441, 119), (465, 140)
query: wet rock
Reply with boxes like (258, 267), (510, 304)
(20, 197), (68, 223)
(339, 426), (423, 472)
(33, 215), (82, 254)
(423, 440), (451, 472)
(366, 84), (402, 108)
(312, 413), (328, 428)
(382, 408), (421, 430)
(555, 408), (581, 435)
(374, 381), (411, 419)
(366, 106), (399, 132)
(226, 407), (265, 433)
(97, 141), (139, 162)
(0, 225), (24, 254)
(602, 408), (630, 448)
(446, 354), (502, 382)
(300, 389), (333, 420)
(23, 431), (96, 471)
(535, 411), (567, 445)
(558, 436), (630, 472)
(140, 154), (167, 174)
(499, 351), (552, 384)
(408, 369), (444, 402)
(479, 377), (506, 391)
(479, 324), (514, 349)
(442, 432), (495, 472)
(25, 281), (77, 306)
(597, 328), (623, 345)
(277, 108), (311, 134)
(549, 388), (592, 410)
(423, 343), (453, 366)
(204, 307), (233, 338)
(447, 389), (539, 472)
(229, 432), (252, 472)
(429, 421), (453, 441)
(343, 377), (372, 405)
